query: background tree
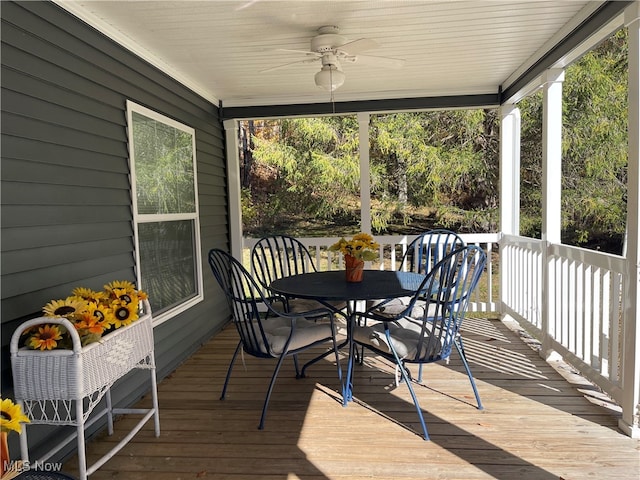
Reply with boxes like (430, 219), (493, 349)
(369, 110), (499, 233)
(242, 117), (360, 234)
(519, 29), (627, 252)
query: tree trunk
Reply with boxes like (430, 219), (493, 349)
(393, 152), (408, 205)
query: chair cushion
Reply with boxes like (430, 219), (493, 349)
(370, 297), (442, 320)
(353, 317), (445, 360)
(260, 316), (334, 355)
(372, 297), (424, 318)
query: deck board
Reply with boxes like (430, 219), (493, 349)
(64, 316), (640, 480)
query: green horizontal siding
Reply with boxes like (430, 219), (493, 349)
(1, 0), (230, 463)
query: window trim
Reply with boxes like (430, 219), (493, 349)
(126, 100), (203, 326)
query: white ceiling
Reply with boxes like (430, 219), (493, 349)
(56, 1), (621, 108)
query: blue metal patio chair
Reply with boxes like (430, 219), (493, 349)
(401, 229), (465, 274)
(368, 229), (466, 380)
(349, 245), (486, 440)
(251, 235), (345, 314)
(208, 248), (343, 429)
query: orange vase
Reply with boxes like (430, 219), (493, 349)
(0, 431), (9, 476)
(344, 254), (365, 282)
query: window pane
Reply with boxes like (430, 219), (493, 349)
(132, 111), (196, 215)
(138, 221), (197, 314)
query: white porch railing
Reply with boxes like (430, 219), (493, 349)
(243, 233), (499, 313)
(501, 234), (635, 435)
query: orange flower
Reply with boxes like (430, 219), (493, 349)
(27, 325), (63, 351)
(74, 313), (108, 335)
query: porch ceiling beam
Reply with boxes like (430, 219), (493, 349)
(221, 94), (499, 121)
(501, 0), (631, 104)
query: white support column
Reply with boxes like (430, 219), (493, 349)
(541, 69), (564, 244)
(223, 119), (243, 261)
(499, 104), (521, 317)
(540, 69), (565, 360)
(358, 112), (372, 234)
(499, 104), (521, 236)
(620, 1), (640, 439)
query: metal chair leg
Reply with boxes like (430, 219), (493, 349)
(385, 330), (429, 441)
(221, 341), (242, 400)
(293, 353), (302, 378)
(455, 338), (483, 410)
(259, 352), (288, 430)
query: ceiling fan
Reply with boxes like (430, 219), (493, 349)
(262, 26), (405, 92)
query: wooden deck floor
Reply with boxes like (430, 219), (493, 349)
(66, 316), (640, 480)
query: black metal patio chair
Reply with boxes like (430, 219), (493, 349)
(251, 235), (345, 314)
(208, 248), (343, 429)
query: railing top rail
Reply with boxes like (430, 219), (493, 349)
(501, 234), (626, 273)
(548, 242), (626, 272)
(244, 232), (500, 247)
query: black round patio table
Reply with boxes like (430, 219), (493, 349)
(270, 269), (427, 405)
(270, 270), (425, 304)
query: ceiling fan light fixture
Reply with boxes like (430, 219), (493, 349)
(315, 65), (345, 91)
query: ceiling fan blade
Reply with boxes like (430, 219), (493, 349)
(338, 38), (379, 54)
(234, 0), (261, 11)
(275, 48), (321, 57)
(354, 54), (405, 69)
(260, 57), (319, 73)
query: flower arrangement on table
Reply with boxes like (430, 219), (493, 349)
(329, 233), (379, 282)
(21, 280), (148, 351)
(329, 233), (379, 261)
(1, 397), (30, 478)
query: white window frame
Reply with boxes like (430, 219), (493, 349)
(126, 100), (203, 326)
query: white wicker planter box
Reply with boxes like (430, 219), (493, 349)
(10, 299), (160, 480)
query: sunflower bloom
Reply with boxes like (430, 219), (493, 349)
(27, 324), (63, 350)
(0, 398), (30, 434)
(108, 288), (140, 311)
(42, 297), (87, 318)
(104, 280), (136, 293)
(72, 287), (106, 304)
(84, 302), (114, 326)
(111, 301), (138, 328)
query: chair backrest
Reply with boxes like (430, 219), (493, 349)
(401, 229), (465, 274)
(405, 245), (486, 362)
(251, 235), (317, 289)
(208, 248), (278, 358)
